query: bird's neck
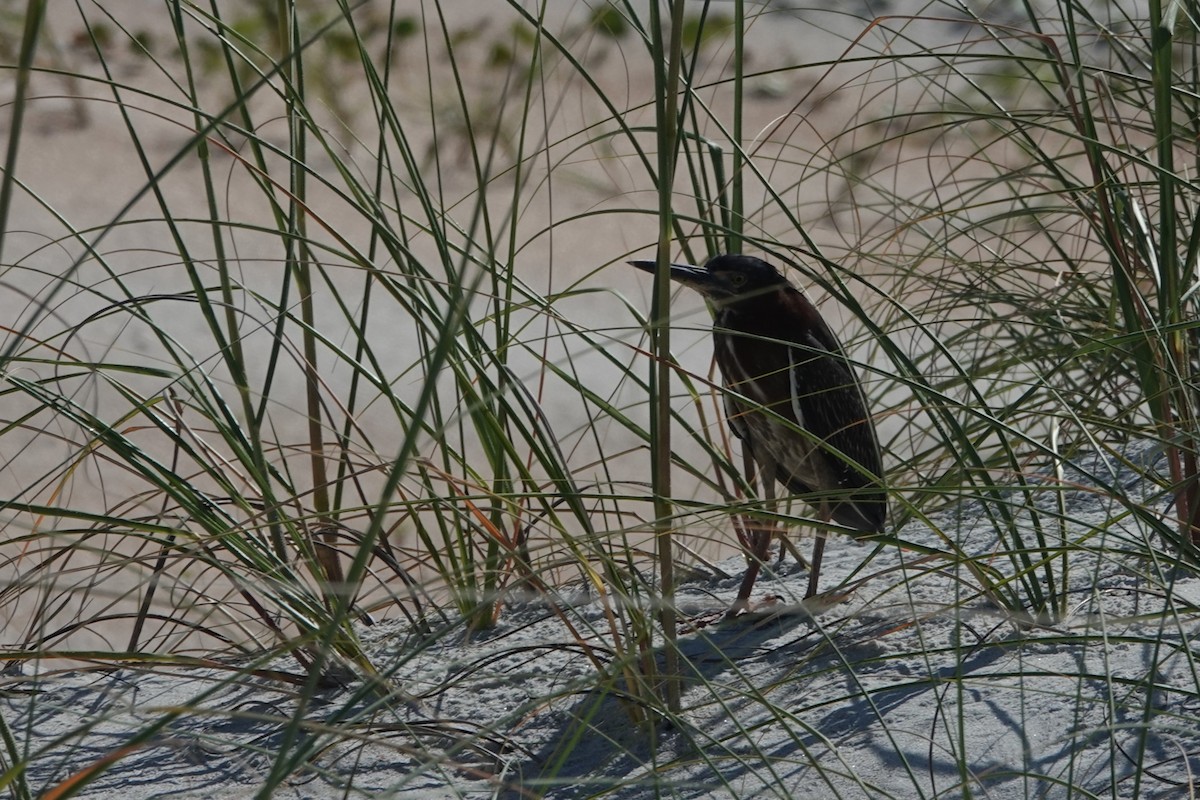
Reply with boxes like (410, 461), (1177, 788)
(715, 289), (787, 328)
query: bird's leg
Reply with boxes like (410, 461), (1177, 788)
(756, 466), (777, 566)
(730, 451), (776, 615)
(804, 504), (831, 599)
(804, 537), (826, 599)
(774, 530), (809, 570)
(731, 447), (760, 563)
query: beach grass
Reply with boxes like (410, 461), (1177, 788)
(1, 0), (1198, 796)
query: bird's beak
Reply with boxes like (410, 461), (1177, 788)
(627, 259), (712, 290)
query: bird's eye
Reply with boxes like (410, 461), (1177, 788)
(728, 273), (746, 286)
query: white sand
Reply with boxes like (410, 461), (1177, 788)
(7, 442), (1197, 798)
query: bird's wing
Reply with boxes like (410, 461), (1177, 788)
(723, 391), (749, 441)
(785, 325), (887, 531)
(787, 330), (881, 480)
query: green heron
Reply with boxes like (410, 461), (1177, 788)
(630, 254), (886, 609)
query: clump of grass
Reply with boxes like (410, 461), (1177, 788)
(1, 0), (1199, 797)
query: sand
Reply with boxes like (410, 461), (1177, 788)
(5, 441), (1198, 798)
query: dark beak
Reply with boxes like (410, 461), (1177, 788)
(627, 259), (711, 290)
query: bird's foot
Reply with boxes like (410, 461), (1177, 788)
(669, 597), (785, 631)
(721, 594), (783, 622)
(676, 609), (728, 631)
(799, 586), (857, 614)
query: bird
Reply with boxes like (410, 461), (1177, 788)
(629, 253), (886, 611)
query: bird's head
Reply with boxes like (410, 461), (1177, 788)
(628, 254), (789, 305)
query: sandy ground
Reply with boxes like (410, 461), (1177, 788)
(5, 441), (1198, 798)
(4, 4), (1196, 798)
